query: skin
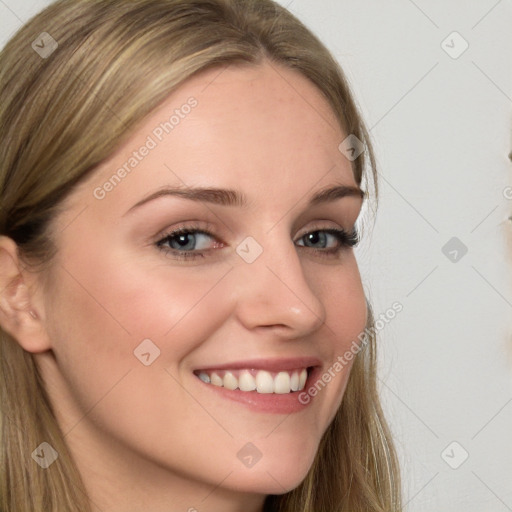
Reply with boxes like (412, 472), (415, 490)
(0, 61), (367, 512)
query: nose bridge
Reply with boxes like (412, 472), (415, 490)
(232, 231), (326, 335)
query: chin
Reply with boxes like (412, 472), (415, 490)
(225, 447), (318, 495)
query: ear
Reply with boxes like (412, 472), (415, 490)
(0, 236), (51, 353)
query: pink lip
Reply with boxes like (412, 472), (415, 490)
(193, 358), (323, 414)
(194, 356), (322, 373)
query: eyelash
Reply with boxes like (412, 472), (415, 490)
(155, 223), (359, 261)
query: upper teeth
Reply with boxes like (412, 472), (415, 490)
(197, 369), (308, 394)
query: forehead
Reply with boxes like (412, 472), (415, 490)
(67, 61), (356, 216)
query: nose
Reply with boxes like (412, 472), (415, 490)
(232, 234), (327, 338)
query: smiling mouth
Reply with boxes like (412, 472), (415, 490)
(193, 367), (311, 394)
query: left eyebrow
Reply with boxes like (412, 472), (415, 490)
(124, 183), (364, 215)
(309, 184), (365, 206)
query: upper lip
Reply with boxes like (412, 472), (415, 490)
(194, 357), (322, 373)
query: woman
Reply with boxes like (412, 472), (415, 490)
(0, 1), (401, 510)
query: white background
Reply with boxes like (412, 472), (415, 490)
(1, 1), (511, 510)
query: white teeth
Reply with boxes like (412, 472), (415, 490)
(239, 370), (257, 391)
(210, 372), (223, 386)
(197, 368), (310, 394)
(299, 369), (307, 390)
(256, 370), (274, 393)
(290, 371), (300, 391)
(274, 371), (291, 394)
(223, 371), (238, 391)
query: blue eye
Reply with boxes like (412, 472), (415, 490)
(296, 229), (359, 251)
(158, 230), (214, 252)
(156, 227), (217, 260)
(155, 226), (358, 261)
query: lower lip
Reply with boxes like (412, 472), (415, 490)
(194, 367), (320, 414)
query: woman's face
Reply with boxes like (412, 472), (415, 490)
(35, 61), (367, 507)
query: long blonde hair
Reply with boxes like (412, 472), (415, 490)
(0, 1), (401, 510)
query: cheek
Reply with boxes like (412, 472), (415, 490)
(319, 256), (368, 346)
(305, 256), (367, 419)
(45, 251), (245, 478)
(45, 236), (232, 402)
(51, 240), (234, 353)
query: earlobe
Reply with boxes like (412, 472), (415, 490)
(0, 236), (51, 353)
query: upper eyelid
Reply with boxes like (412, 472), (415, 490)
(156, 224), (353, 246)
(158, 223), (347, 236)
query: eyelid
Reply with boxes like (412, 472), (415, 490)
(154, 220), (350, 244)
(153, 221), (218, 243)
(294, 220), (352, 240)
